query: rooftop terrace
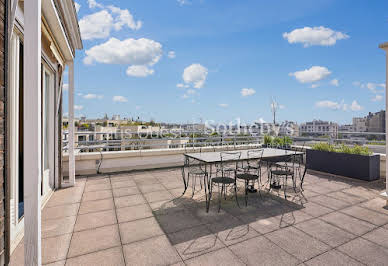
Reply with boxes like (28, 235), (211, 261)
(10, 168), (388, 266)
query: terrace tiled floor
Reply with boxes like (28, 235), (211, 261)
(10, 168), (388, 266)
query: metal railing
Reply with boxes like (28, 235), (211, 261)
(62, 130), (387, 154)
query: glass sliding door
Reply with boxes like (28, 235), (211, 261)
(42, 65), (54, 196)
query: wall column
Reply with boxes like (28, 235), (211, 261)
(380, 43), (388, 205)
(68, 61), (75, 186)
(24, 0), (42, 265)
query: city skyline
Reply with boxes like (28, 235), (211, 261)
(63, 0), (388, 124)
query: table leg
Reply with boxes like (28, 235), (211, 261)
(182, 156), (188, 195)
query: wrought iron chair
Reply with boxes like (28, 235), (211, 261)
(269, 150), (298, 199)
(236, 149), (264, 206)
(186, 156), (207, 198)
(208, 151), (241, 212)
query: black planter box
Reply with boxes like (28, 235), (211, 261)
(306, 149), (380, 181)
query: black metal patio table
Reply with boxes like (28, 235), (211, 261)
(181, 148), (304, 208)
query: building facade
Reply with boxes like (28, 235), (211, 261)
(299, 120), (338, 138)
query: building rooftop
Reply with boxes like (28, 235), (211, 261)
(10, 168), (388, 266)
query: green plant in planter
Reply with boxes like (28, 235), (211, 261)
(312, 142), (372, 155)
(264, 135), (273, 145)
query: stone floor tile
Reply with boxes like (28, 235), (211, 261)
(266, 226), (329, 261)
(341, 206), (388, 226)
(66, 247), (125, 266)
(185, 247), (245, 266)
(113, 186), (140, 197)
(299, 202), (333, 217)
(162, 181), (183, 190)
(327, 191), (366, 205)
(305, 249), (363, 266)
(46, 187), (84, 207)
(82, 190), (112, 202)
(338, 237), (388, 265)
(42, 234), (72, 264)
(154, 210), (203, 234)
(42, 203), (79, 220)
(207, 215), (260, 246)
(143, 190), (174, 203)
(114, 194), (146, 208)
(342, 187), (378, 200)
(168, 225), (225, 260)
(320, 212), (376, 235)
(116, 204), (153, 223)
(79, 198), (115, 214)
(149, 199), (186, 216)
(138, 183), (166, 193)
(84, 182), (111, 192)
(74, 209), (117, 231)
(362, 227), (388, 249)
(110, 179), (136, 189)
(119, 217), (164, 244)
(42, 216), (77, 238)
(68, 225), (121, 258)
(229, 236), (300, 266)
(295, 219), (356, 247)
(122, 235), (181, 266)
(360, 198), (388, 216)
(309, 195), (350, 210)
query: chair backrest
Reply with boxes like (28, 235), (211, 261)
(219, 151), (241, 175)
(247, 149), (264, 167)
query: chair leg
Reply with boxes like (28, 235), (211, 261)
(257, 178), (263, 199)
(218, 183), (222, 212)
(207, 181), (213, 213)
(284, 175), (287, 199)
(234, 181), (240, 208)
(191, 174), (195, 198)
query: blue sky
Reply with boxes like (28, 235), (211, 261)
(63, 0), (388, 125)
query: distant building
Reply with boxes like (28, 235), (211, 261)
(352, 117), (367, 132)
(299, 120), (338, 137)
(366, 111), (385, 133)
(339, 124), (354, 133)
(279, 121), (299, 137)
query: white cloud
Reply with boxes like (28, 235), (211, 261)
(353, 81), (385, 94)
(74, 2), (81, 12)
(289, 66), (331, 83)
(315, 100), (341, 110)
(83, 93), (103, 99)
(182, 94), (189, 99)
(241, 88), (256, 97)
(372, 95), (383, 102)
(135, 105), (141, 110)
(79, 10), (113, 40)
(113, 95), (128, 103)
(311, 84), (319, 88)
(74, 105), (84, 111)
(219, 103), (228, 108)
(126, 65), (155, 77)
(330, 79), (339, 86)
(79, 5), (141, 40)
(87, 0), (103, 9)
(366, 82), (385, 93)
(84, 37), (162, 66)
(283, 26), (349, 47)
(349, 100), (363, 111)
(315, 100), (363, 111)
(177, 0), (190, 6)
(168, 51), (176, 59)
(183, 64), (208, 89)
(63, 83), (69, 91)
(108, 5), (142, 31)
(177, 83), (189, 89)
